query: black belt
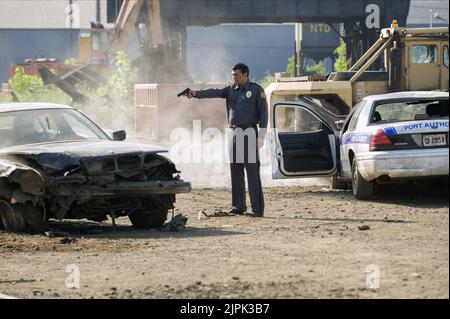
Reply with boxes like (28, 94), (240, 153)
(229, 124), (257, 129)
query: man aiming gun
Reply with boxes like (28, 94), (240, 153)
(181, 63), (267, 217)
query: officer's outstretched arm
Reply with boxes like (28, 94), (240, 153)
(195, 86), (228, 99)
(187, 90), (196, 98)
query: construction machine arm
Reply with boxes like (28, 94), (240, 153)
(146, 0), (163, 46)
(111, 0), (146, 54)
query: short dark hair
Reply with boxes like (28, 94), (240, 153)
(232, 63), (249, 76)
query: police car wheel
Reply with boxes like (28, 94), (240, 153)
(351, 158), (373, 199)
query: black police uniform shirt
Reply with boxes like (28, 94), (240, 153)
(195, 81), (268, 139)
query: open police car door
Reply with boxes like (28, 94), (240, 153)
(271, 101), (341, 179)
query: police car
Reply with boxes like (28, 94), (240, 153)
(271, 91), (449, 199)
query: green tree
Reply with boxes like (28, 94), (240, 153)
(3, 52), (138, 131)
(97, 51), (137, 115)
(64, 57), (76, 65)
(303, 61), (327, 76)
(7, 66), (71, 104)
(334, 39), (351, 72)
(9, 66), (44, 96)
(286, 55), (295, 76)
(81, 51), (138, 128)
(286, 55), (327, 77)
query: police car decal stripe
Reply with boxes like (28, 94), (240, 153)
(340, 120), (449, 145)
(384, 127), (397, 136)
(399, 121), (449, 133)
(378, 121), (449, 135)
(341, 133), (372, 145)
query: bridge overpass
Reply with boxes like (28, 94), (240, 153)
(107, 0), (410, 81)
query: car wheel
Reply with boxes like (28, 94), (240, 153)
(16, 204), (47, 234)
(0, 201), (26, 232)
(351, 158), (373, 199)
(129, 207), (169, 229)
(330, 176), (349, 190)
(0, 202), (46, 234)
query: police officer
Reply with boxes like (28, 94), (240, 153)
(186, 63), (267, 217)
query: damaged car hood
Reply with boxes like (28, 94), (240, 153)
(0, 140), (169, 176)
(0, 140), (167, 156)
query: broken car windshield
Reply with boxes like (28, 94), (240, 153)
(0, 108), (110, 147)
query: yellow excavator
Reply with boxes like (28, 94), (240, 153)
(75, 0), (192, 83)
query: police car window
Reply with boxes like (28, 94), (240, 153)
(371, 99), (449, 124)
(347, 101), (365, 132)
(275, 105), (323, 133)
(411, 45), (438, 64)
(444, 45), (449, 68)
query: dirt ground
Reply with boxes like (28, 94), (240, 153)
(0, 184), (448, 299)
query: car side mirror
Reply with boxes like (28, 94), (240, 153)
(112, 130), (126, 141)
(335, 120), (345, 130)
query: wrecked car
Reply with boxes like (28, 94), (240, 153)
(0, 103), (191, 233)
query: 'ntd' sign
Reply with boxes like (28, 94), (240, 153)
(302, 23), (340, 49)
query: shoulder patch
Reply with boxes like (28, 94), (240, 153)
(254, 83), (264, 90)
(260, 91), (266, 100)
(253, 83), (266, 100)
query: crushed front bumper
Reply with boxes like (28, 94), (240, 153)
(48, 180), (192, 200)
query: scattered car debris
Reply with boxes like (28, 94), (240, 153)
(59, 237), (78, 244)
(44, 230), (72, 238)
(200, 209), (235, 218)
(161, 214), (188, 232)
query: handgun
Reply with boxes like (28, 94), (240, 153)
(177, 88), (191, 97)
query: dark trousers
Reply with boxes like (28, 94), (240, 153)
(229, 125), (264, 215)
